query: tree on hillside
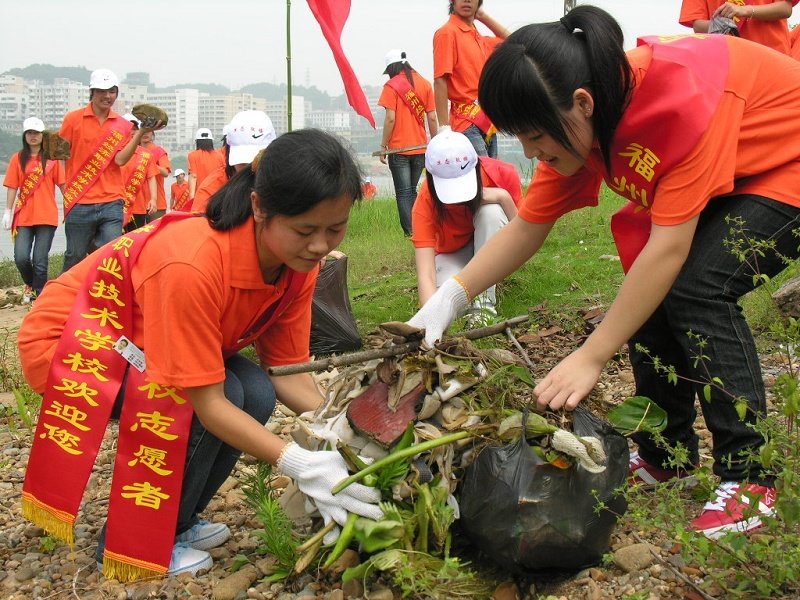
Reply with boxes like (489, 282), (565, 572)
(4, 64), (91, 84)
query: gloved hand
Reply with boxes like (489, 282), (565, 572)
(2, 209), (11, 230)
(278, 443), (383, 545)
(407, 277), (469, 346)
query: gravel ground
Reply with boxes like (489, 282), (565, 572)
(0, 296), (793, 600)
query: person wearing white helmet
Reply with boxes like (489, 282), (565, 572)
(170, 169), (190, 211)
(2, 117), (65, 302)
(58, 68), (163, 273)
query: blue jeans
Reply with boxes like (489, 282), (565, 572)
(62, 200), (124, 273)
(96, 353), (276, 561)
(462, 123), (498, 158)
(630, 195), (800, 484)
(14, 225), (56, 296)
(388, 152), (425, 236)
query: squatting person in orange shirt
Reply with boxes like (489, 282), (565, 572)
(409, 6), (800, 539)
(18, 129), (382, 580)
(679, 0), (797, 54)
(2, 117), (65, 301)
(411, 129), (519, 324)
(378, 49), (438, 235)
(433, 0), (509, 157)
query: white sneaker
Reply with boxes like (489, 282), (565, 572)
(174, 519), (231, 550)
(97, 542), (212, 577)
(22, 285), (33, 304)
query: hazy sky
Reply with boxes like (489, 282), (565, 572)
(3, 0), (786, 96)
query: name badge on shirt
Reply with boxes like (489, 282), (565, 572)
(115, 335), (146, 373)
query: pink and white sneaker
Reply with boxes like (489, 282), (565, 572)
(628, 451), (697, 488)
(691, 481), (776, 539)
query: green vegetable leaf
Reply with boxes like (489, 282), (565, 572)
(607, 396), (667, 436)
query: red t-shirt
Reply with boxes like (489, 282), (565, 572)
(143, 142), (171, 210)
(412, 157), (521, 253)
(18, 216), (318, 392)
(518, 36), (800, 227)
(378, 71), (435, 153)
(3, 153), (64, 226)
(121, 147), (159, 215)
(679, 0), (798, 54)
(192, 166), (229, 213)
(433, 14), (503, 132)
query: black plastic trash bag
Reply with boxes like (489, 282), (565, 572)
(459, 406), (628, 572)
(310, 252), (362, 355)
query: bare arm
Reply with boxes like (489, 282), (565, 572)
(426, 110), (439, 138)
(434, 77), (450, 130)
(147, 177), (157, 214)
(475, 7), (510, 38)
(534, 218), (698, 410)
(415, 246), (438, 306)
(380, 109), (396, 165)
(481, 186), (517, 220)
(188, 173), (197, 198)
(115, 129), (145, 166)
(6, 187), (16, 210)
(713, 0), (792, 20)
(270, 371), (324, 415)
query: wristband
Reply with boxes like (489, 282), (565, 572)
(453, 274), (473, 302)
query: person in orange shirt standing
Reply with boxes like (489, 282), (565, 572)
(411, 130), (519, 323)
(120, 114), (158, 231)
(379, 49), (438, 235)
(17, 129), (381, 580)
(58, 68), (161, 273)
(680, 0), (797, 53)
(410, 6), (800, 539)
(187, 128), (225, 208)
(433, 0), (509, 158)
(191, 111), (276, 213)
(141, 129), (171, 220)
(2, 117), (65, 301)
(171, 169), (191, 211)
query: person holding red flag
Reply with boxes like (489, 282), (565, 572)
(409, 6), (800, 539)
(2, 117), (65, 302)
(18, 129), (382, 580)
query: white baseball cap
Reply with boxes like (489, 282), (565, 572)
(195, 127), (213, 140)
(89, 68), (119, 90)
(22, 117), (45, 133)
(122, 113), (141, 128)
(226, 110), (276, 166)
(174, 168), (186, 177)
(383, 49), (407, 74)
(424, 130), (479, 204)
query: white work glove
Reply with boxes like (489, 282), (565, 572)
(407, 277), (469, 346)
(2, 209), (11, 230)
(278, 443), (383, 545)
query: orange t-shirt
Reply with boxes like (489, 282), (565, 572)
(171, 181), (190, 204)
(58, 103), (132, 205)
(433, 14), (503, 132)
(412, 157), (521, 254)
(18, 215), (318, 392)
(143, 142), (171, 210)
(518, 36), (800, 227)
(192, 166), (229, 213)
(121, 146), (159, 215)
(188, 149), (225, 195)
(3, 153), (64, 227)
(790, 24), (800, 60)
(378, 71), (435, 154)
(679, 0), (798, 54)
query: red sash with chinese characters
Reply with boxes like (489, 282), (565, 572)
(21, 213), (309, 581)
(386, 74), (426, 130)
(123, 149), (152, 224)
(11, 160), (54, 239)
(172, 185), (191, 211)
(608, 35), (728, 272)
(450, 101), (496, 138)
(62, 119), (133, 218)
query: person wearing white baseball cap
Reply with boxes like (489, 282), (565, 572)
(410, 129), (520, 324)
(378, 48), (438, 236)
(58, 68), (161, 273)
(191, 111), (276, 213)
(2, 116), (65, 302)
(187, 127), (224, 206)
(171, 169), (191, 211)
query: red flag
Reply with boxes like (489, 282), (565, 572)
(306, 0), (375, 127)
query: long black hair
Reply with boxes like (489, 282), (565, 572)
(206, 128), (363, 231)
(478, 5), (633, 173)
(19, 130), (47, 173)
(195, 138), (215, 151)
(426, 163), (484, 223)
(385, 58), (416, 87)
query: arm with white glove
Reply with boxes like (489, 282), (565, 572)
(407, 277), (469, 346)
(278, 443), (383, 544)
(2, 209), (11, 231)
